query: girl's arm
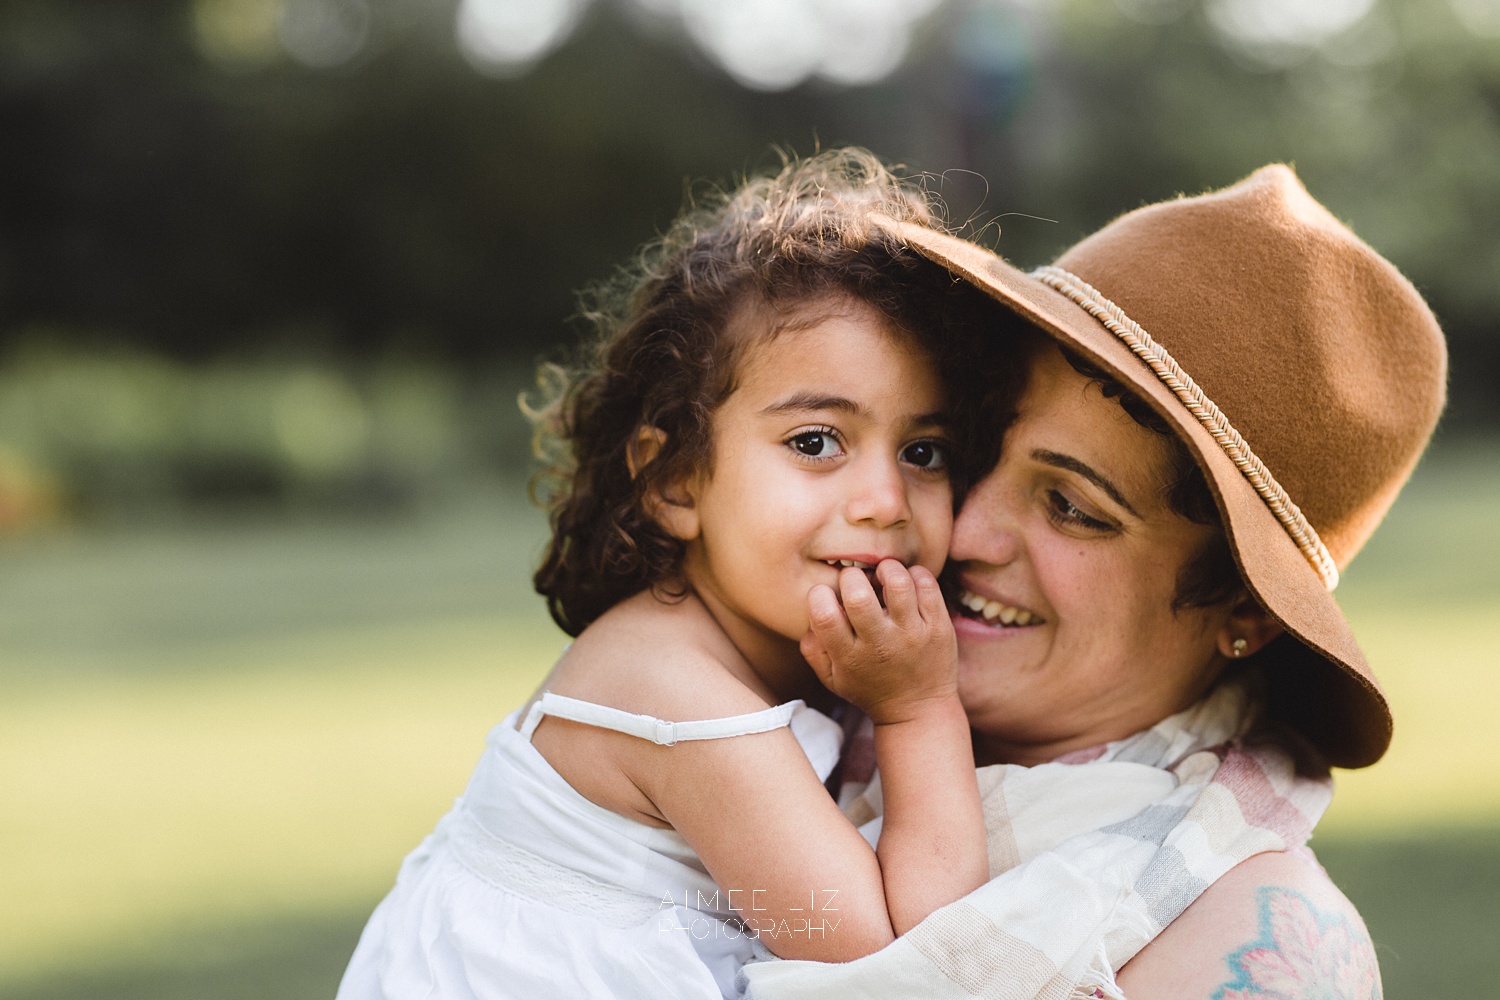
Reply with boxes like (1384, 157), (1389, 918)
(539, 566), (984, 963)
(595, 575), (978, 961)
(802, 561), (989, 933)
(637, 716), (901, 960)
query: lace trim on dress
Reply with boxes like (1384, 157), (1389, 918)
(445, 808), (666, 929)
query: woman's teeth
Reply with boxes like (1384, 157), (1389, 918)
(824, 559), (875, 569)
(956, 588), (1040, 627)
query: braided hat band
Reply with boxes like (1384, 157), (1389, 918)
(1032, 265), (1341, 592)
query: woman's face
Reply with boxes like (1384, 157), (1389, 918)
(948, 344), (1235, 766)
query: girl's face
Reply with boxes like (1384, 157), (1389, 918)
(673, 295), (954, 675)
(948, 344), (1233, 766)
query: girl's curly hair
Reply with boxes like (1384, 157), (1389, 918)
(527, 149), (1019, 637)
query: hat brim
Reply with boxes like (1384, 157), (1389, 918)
(876, 215), (1391, 768)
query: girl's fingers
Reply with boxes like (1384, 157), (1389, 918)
(799, 629), (834, 684)
(875, 559), (920, 629)
(910, 565), (949, 625)
(807, 583), (856, 658)
(837, 566), (883, 635)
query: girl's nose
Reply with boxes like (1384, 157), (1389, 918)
(845, 458), (912, 528)
(950, 469), (1021, 566)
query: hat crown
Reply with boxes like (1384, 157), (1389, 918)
(1052, 165), (1447, 569)
(865, 164), (1448, 766)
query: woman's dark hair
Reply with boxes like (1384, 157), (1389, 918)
(1057, 347), (1242, 610)
(527, 149), (1019, 636)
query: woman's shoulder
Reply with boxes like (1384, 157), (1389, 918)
(1116, 847), (1380, 999)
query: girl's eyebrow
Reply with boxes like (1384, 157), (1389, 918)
(1031, 448), (1141, 517)
(760, 392), (950, 429)
(760, 392), (865, 416)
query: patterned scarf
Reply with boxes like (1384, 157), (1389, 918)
(741, 676), (1333, 999)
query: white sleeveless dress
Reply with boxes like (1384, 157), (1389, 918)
(337, 693), (844, 1000)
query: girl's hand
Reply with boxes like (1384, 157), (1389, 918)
(803, 560), (987, 927)
(801, 559), (958, 725)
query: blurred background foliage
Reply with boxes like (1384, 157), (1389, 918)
(2, 0), (1500, 524)
(2, 0), (1498, 997)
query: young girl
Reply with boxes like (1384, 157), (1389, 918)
(337, 150), (1008, 1000)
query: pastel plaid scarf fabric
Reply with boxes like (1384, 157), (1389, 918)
(742, 678), (1333, 1000)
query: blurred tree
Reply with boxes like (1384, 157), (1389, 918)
(0, 0), (1494, 424)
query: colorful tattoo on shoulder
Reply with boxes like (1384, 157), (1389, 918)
(1212, 886), (1381, 1000)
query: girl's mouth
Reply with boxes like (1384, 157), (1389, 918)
(953, 588), (1044, 628)
(819, 558), (884, 602)
(821, 559), (877, 570)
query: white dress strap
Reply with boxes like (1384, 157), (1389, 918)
(519, 692), (803, 747)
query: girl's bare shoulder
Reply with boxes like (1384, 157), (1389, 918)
(546, 589), (776, 723)
(522, 590), (794, 828)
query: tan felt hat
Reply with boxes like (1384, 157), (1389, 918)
(875, 164), (1447, 768)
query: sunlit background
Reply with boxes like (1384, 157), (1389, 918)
(2, 1), (1497, 997)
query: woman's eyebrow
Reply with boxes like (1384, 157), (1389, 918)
(1032, 449), (1141, 517)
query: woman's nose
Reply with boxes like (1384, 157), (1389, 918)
(950, 469), (1021, 565)
(845, 458), (912, 528)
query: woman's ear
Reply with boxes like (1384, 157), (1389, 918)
(1215, 594), (1285, 659)
(628, 426), (701, 542)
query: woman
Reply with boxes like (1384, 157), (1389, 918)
(746, 165), (1446, 998)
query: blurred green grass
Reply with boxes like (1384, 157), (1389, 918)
(1, 444), (1497, 998)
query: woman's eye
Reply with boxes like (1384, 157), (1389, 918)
(900, 439), (947, 471)
(788, 430), (842, 459)
(1047, 490), (1113, 531)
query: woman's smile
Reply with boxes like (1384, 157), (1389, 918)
(951, 585), (1045, 628)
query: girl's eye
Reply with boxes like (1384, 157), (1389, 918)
(900, 439), (948, 471)
(1046, 490), (1115, 532)
(788, 429), (843, 459)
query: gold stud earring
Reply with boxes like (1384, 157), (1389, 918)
(1231, 638), (1248, 657)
